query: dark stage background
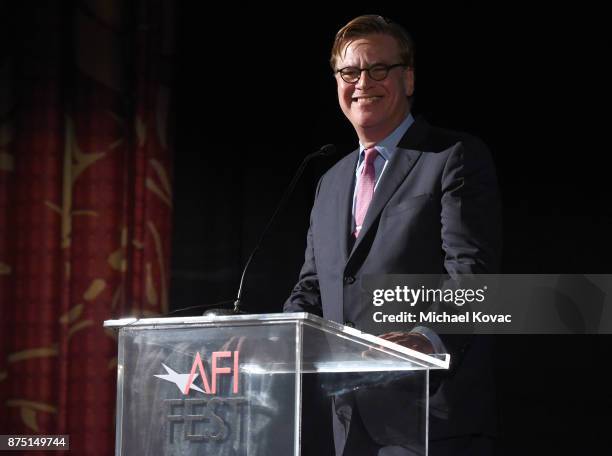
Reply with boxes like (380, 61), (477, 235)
(170, 3), (611, 454)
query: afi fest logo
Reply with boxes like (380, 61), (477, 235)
(155, 351), (240, 395)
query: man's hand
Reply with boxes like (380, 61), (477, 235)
(378, 331), (435, 354)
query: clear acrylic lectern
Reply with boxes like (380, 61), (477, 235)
(104, 312), (449, 455)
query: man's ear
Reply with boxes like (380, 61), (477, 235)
(404, 67), (415, 97)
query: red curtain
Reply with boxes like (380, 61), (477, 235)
(0, 1), (175, 454)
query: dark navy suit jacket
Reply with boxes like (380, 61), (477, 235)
(284, 116), (502, 452)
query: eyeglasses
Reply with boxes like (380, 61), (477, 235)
(335, 63), (407, 83)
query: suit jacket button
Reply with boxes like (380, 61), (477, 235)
(343, 275), (355, 284)
(344, 321), (355, 328)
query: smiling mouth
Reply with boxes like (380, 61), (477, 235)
(352, 96), (382, 104)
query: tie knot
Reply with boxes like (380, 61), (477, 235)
(363, 147), (378, 165)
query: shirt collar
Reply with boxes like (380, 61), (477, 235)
(358, 112), (415, 161)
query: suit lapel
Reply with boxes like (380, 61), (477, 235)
(347, 116), (430, 261)
(348, 148), (422, 257)
(336, 150), (359, 263)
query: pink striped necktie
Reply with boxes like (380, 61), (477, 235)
(354, 147), (378, 238)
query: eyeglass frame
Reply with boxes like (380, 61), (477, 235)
(335, 63), (409, 84)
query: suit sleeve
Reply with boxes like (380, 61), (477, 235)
(431, 137), (502, 371)
(283, 179), (324, 316)
(441, 136), (502, 275)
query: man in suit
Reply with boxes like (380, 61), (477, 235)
(284, 15), (501, 455)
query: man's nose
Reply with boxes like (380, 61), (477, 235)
(355, 69), (374, 89)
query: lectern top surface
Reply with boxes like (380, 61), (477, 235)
(104, 311), (336, 328)
(104, 312), (449, 370)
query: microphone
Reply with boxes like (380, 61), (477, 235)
(204, 144), (336, 316)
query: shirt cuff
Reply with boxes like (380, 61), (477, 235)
(410, 326), (447, 354)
